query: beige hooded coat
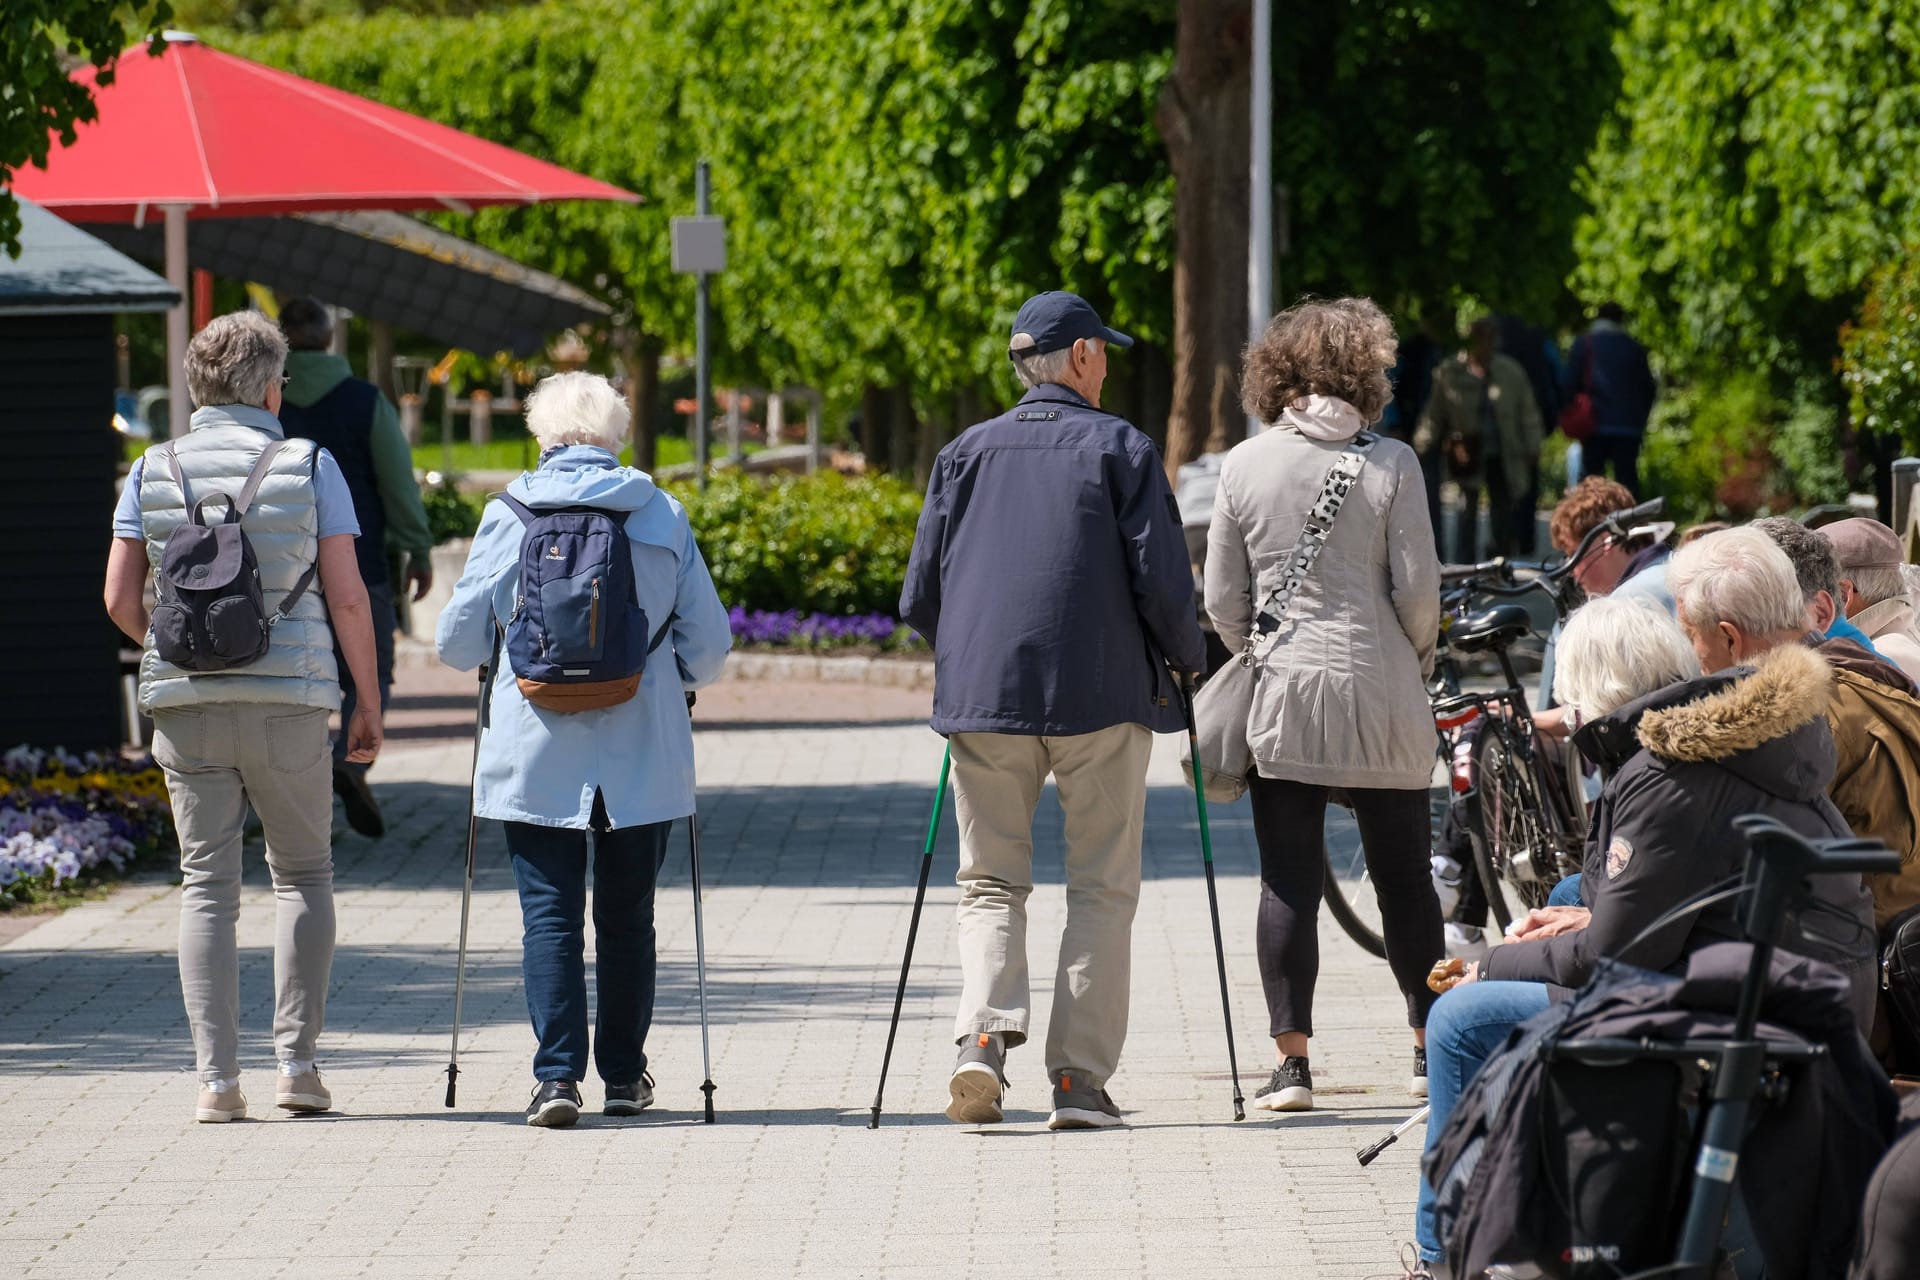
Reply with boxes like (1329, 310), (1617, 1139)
(1204, 423), (1441, 790)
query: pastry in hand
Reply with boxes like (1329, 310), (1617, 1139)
(1427, 957), (1466, 994)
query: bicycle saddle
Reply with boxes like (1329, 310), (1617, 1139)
(1448, 604), (1532, 654)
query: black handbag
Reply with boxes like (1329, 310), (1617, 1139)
(1881, 905), (1920, 1072)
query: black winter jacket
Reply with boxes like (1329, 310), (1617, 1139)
(1485, 645), (1878, 1028)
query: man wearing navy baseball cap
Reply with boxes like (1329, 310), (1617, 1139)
(900, 291), (1205, 1130)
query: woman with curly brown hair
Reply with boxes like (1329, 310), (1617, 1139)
(1204, 297), (1445, 1111)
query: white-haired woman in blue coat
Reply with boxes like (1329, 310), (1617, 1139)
(437, 372), (731, 1127)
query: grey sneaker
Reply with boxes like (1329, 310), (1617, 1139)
(194, 1086), (247, 1124)
(604, 1073), (655, 1117)
(1046, 1070), (1122, 1129)
(276, 1069), (332, 1114)
(1252, 1057), (1313, 1112)
(525, 1080), (581, 1128)
(946, 1033), (1006, 1124)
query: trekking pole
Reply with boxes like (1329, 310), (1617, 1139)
(1356, 1105), (1429, 1167)
(868, 743), (953, 1129)
(445, 659), (492, 1107)
(1178, 672), (1246, 1121)
(687, 807), (717, 1123)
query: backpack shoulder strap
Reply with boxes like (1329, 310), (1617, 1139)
(232, 438), (289, 516)
(646, 610), (677, 656)
(157, 442), (191, 508)
(269, 445), (326, 624)
(497, 492), (536, 525)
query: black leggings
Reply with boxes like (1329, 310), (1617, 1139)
(1246, 775), (1444, 1040)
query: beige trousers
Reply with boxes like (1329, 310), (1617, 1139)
(949, 723), (1152, 1087)
(152, 703), (336, 1082)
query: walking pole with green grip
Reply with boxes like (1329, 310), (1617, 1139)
(869, 743), (953, 1129)
(1180, 671), (1246, 1121)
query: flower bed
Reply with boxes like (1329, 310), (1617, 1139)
(729, 608), (927, 654)
(0, 747), (175, 909)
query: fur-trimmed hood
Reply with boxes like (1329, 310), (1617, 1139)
(1575, 644), (1837, 803)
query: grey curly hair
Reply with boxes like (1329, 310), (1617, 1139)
(1240, 296), (1397, 424)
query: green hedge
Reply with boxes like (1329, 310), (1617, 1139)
(670, 472), (923, 616)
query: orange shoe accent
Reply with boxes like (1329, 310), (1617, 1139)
(977, 1034), (991, 1047)
(1061, 1074), (1071, 1090)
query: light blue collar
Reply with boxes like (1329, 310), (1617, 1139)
(537, 444), (621, 471)
(190, 403), (286, 439)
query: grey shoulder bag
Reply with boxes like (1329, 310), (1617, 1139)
(1180, 433), (1377, 801)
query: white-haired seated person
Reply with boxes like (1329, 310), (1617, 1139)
(1412, 593), (1877, 1267)
(436, 372), (731, 1128)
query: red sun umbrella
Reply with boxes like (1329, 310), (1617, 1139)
(10, 31), (639, 431)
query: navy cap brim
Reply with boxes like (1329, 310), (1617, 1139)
(1102, 327), (1134, 349)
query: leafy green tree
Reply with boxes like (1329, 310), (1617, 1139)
(1, 2), (174, 256)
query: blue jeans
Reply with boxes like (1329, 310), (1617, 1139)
(1548, 873), (1583, 908)
(1416, 980), (1553, 1261)
(504, 801), (671, 1084)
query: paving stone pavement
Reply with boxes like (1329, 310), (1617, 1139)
(0, 703), (1428, 1279)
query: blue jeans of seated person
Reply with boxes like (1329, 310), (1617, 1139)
(1415, 980), (1553, 1262)
(1548, 874), (1583, 909)
(505, 796), (671, 1085)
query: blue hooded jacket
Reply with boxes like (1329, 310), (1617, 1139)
(900, 384), (1206, 736)
(436, 446), (731, 829)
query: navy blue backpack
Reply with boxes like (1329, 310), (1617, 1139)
(499, 495), (670, 712)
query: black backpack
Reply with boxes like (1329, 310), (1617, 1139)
(1881, 905), (1920, 1073)
(147, 439), (320, 672)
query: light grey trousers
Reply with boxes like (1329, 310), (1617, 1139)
(152, 703), (336, 1082)
(948, 723), (1151, 1088)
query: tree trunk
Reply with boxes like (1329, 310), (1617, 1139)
(368, 322), (396, 403)
(622, 334), (662, 473)
(888, 385), (917, 478)
(1159, 0), (1253, 480)
(860, 383), (891, 472)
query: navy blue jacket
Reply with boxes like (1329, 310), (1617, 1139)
(900, 384), (1206, 736)
(1562, 324), (1657, 437)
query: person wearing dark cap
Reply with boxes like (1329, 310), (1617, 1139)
(1827, 517), (1920, 682)
(900, 290), (1206, 1130)
(278, 298), (435, 838)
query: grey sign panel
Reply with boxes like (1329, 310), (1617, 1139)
(671, 216), (727, 274)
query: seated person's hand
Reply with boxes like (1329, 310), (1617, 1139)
(1532, 705), (1573, 741)
(1507, 905), (1591, 941)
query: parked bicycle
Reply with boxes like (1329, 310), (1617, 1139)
(1324, 498), (1668, 955)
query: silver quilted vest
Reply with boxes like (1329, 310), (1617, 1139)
(137, 421), (339, 712)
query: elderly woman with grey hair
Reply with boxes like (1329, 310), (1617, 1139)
(1412, 591), (1876, 1268)
(1204, 296), (1444, 1112)
(103, 310), (385, 1121)
(437, 372), (732, 1127)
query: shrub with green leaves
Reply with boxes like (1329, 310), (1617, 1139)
(1640, 372), (1848, 523)
(423, 477), (487, 545)
(671, 471), (922, 616)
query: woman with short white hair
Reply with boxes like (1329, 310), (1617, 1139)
(437, 371), (732, 1127)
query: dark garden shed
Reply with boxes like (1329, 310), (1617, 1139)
(0, 199), (178, 750)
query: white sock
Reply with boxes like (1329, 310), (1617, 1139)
(278, 1059), (315, 1077)
(204, 1077), (239, 1093)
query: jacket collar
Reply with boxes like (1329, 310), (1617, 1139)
(1855, 596), (1917, 642)
(1622, 542), (1670, 581)
(535, 443), (621, 472)
(1018, 383), (1092, 409)
(189, 403), (285, 440)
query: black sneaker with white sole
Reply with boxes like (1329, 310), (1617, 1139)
(1046, 1070), (1122, 1129)
(1410, 1046), (1428, 1099)
(604, 1073), (655, 1117)
(1252, 1056), (1313, 1112)
(947, 1033), (1007, 1124)
(526, 1080), (582, 1127)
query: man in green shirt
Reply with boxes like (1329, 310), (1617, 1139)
(278, 298), (434, 837)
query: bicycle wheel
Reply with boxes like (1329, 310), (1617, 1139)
(1323, 844), (1387, 959)
(1468, 726), (1560, 930)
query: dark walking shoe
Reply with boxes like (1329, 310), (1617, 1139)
(1410, 1046), (1429, 1099)
(946, 1032), (1007, 1124)
(332, 763), (386, 838)
(525, 1081), (581, 1128)
(604, 1074), (655, 1117)
(1046, 1070), (1122, 1129)
(1252, 1057), (1313, 1112)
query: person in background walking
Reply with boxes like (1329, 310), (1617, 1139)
(436, 373), (731, 1128)
(1561, 301), (1657, 495)
(899, 290), (1205, 1131)
(1495, 314), (1563, 555)
(276, 298), (435, 840)
(103, 311), (385, 1122)
(1206, 297), (1444, 1113)
(1415, 317), (1542, 562)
